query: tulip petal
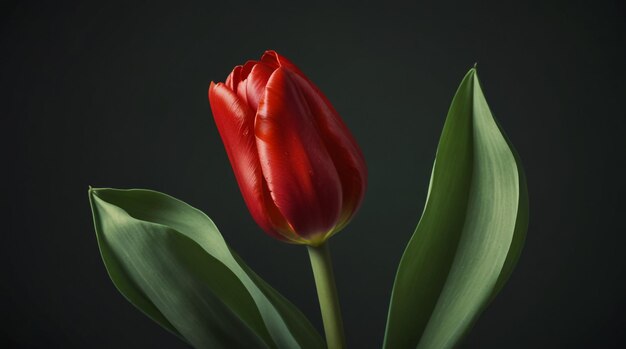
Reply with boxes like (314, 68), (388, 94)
(246, 62), (274, 110)
(261, 50), (306, 77)
(290, 73), (368, 233)
(234, 61), (258, 105)
(240, 60), (257, 80)
(236, 78), (249, 106)
(225, 65), (242, 91)
(260, 50), (280, 69)
(208, 82), (288, 241)
(263, 50), (367, 232)
(255, 68), (343, 241)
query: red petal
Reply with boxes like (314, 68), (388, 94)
(260, 50), (280, 69)
(261, 50), (306, 78)
(245, 62), (274, 110)
(255, 68), (343, 239)
(234, 60), (260, 106)
(208, 82), (288, 241)
(289, 73), (367, 232)
(225, 65), (242, 91)
(236, 77), (249, 106)
(240, 60), (257, 80)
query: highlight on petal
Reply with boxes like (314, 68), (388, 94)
(234, 61), (258, 104)
(208, 82), (288, 241)
(245, 62), (274, 110)
(255, 68), (343, 242)
(236, 78), (249, 106)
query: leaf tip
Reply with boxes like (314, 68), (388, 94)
(88, 186), (99, 195)
(88, 186), (105, 199)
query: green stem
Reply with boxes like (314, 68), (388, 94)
(307, 243), (346, 349)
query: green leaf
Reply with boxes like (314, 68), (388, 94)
(383, 68), (528, 349)
(88, 188), (325, 349)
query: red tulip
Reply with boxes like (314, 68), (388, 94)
(208, 50), (367, 246)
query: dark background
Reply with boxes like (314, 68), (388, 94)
(3, 0), (625, 348)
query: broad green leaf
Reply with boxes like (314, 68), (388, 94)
(383, 68), (528, 349)
(89, 188), (325, 349)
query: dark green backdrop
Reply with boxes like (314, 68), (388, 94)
(3, 0), (625, 347)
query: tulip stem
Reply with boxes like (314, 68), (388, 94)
(307, 243), (346, 349)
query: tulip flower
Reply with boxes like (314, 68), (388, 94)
(208, 50), (367, 246)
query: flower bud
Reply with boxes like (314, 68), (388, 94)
(209, 50), (367, 246)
